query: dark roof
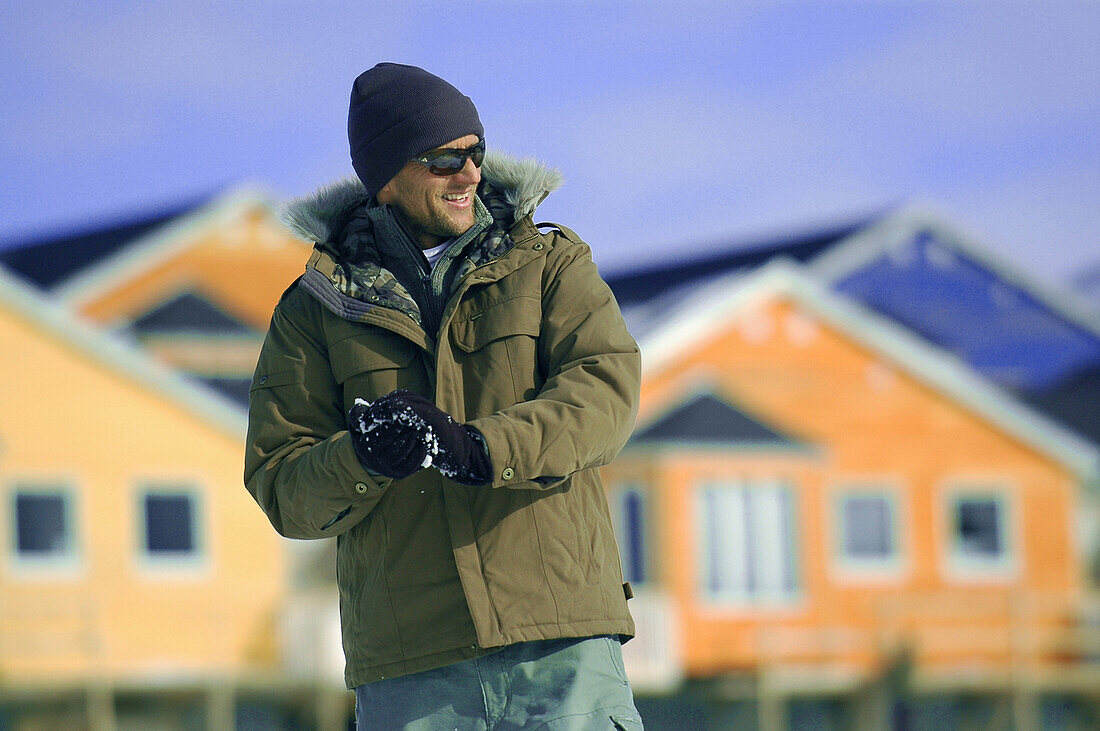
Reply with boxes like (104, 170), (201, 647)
(0, 196), (212, 289)
(131, 291), (257, 335)
(605, 216), (874, 308)
(193, 376), (251, 409)
(631, 391), (805, 447)
(1022, 363), (1100, 447)
(834, 229), (1100, 393)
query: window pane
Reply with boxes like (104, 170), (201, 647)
(751, 487), (791, 594)
(622, 491), (646, 585)
(956, 499), (1002, 557)
(16, 493), (69, 555)
(843, 496), (893, 558)
(705, 486), (750, 595)
(144, 494), (195, 554)
(701, 482), (798, 601)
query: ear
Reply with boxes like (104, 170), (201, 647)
(376, 180), (394, 205)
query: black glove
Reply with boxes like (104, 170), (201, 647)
(347, 396), (430, 479)
(348, 390), (493, 486)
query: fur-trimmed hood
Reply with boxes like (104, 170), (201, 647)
(281, 149), (564, 245)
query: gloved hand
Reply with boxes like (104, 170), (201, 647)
(348, 390), (493, 486)
(347, 396), (431, 480)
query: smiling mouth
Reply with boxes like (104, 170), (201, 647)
(442, 191), (472, 207)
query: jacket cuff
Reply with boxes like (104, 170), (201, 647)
(334, 431), (392, 499)
(468, 417), (526, 488)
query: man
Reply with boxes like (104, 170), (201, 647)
(245, 63), (643, 729)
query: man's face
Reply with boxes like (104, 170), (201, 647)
(376, 134), (482, 250)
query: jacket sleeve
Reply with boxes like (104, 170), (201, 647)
(244, 287), (391, 538)
(468, 232), (641, 489)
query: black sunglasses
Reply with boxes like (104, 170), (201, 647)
(412, 139), (486, 176)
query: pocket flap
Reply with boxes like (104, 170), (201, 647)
(250, 369), (297, 391)
(451, 296), (541, 353)
(329, 336), (418, 384)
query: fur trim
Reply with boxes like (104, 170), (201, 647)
(280, 178), (369, 244)
(479, 151), (564, 222)
(280, 149), (563, 243)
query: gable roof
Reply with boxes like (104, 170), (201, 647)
(130, 290), (257, 336)
(809, 204), (1100, 391)
(631, 390), (809, 449)
(53, 186), (282, 309)
(808, 204), (1100, 336)
(605, 214), (875, 310)
(0, 195), (215, 290)
(606, 202), (1100, 347)
(640, 259), (1100, 482)
(0, 267), (247, 438)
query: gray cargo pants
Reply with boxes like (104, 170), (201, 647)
(354, 635), (644, 730)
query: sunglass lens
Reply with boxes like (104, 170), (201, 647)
(427, 155), (464, 175)
(423, 140), (485, 175)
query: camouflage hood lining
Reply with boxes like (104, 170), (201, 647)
(280, 149), (564, 247)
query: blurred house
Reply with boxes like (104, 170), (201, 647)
(0, 189), (312, 406)
(604, 261), (1100, 728)
(0, 268), (299, 728)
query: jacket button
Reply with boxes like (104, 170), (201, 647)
(259, 375), (268, 385)
(355, 482), (368, 494)
(501, 468), (515, 480)
(533, 242), (544, 251)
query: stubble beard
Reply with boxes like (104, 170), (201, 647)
(405, 200), (476, 244)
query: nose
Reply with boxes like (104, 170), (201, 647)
(454, 156), (481, 186)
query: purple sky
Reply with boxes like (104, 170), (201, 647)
(1, 1), (1097, 287)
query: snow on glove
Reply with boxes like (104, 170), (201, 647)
(347, 396), (432, 480)
(364, 390), (494, 487)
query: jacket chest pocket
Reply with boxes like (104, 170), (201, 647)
(450, 295), (543, 406)
(329, 334), (421, 411)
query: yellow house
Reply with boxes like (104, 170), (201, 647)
(0, 267), (288, 725)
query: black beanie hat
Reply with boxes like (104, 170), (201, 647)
(348, 63), (484, 195)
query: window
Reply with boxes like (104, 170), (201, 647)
(952, 496), (1005, 559)
(141, 490), (198, 558)
(13, 489), (74, 560)
(611, 486), (647, 585)
(698, 480), (798, 605)
(945, 491), (1013, 577)
(840, 493), (896, 560)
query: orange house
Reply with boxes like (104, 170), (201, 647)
(605, 262), (1100, 705)
(0, 267), (288, 725)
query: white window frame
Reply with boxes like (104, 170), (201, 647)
(831, 482), (906, 582)
(940, 482), (1018, 582)
(135, 483), (207, 576)
(611, 483), (648, 587)
(695, 478), (801, 610)
(7, 480), (81, 577)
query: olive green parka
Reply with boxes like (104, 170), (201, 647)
(245, 151), (641, 688)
